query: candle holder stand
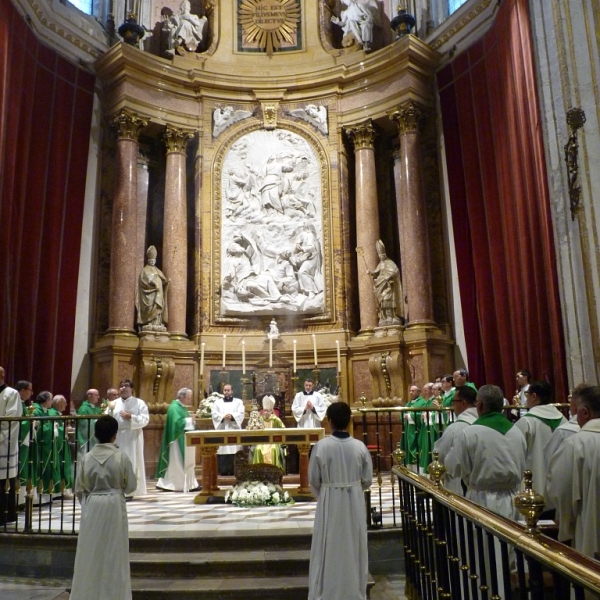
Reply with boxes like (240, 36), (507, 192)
(312, 368), (320, 386)
(336, 372), (342, 401)
(240, 376), (250, 402)
(291, 374), (299, 395)
(219, 370), (228, 393)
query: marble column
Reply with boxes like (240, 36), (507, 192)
(108, 110), (147, 333)
(346, 120), (380, 334)
(391, 102), (434, 327)
(392, 147), (409, 304)
(163, 126), (194, 339)
(135, 151), (149, 283)
(192, 135), (203, 340)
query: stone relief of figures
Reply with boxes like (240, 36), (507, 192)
(331, 0), (381, 52)
(287, 105), (328, 135)
(162, 0), (207, 56)
(136, 245), (169, 331)
(213, 106), (255, 138)
(368, 240), (405, 327)
(220, 129), (324, 316)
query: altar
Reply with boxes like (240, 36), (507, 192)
(186, 427), (324, 502)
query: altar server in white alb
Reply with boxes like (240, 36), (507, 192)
(106, 378), (149, 496)
(514, 380), (566, 503)
(70, 415), (137, 600)
(450, 384), (526, 520)
(433, 385), (478, 495)
(211, 383), (245, 476)
(308, 402), (372, 600)
(292, 379), (326, 429)
(547, 385), (600, 559)
(0, 366), (20, 525)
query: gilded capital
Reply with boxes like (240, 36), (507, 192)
(345, 120), (377, 150)
(164, 126), (194, 153)
(261, 102), (279, 130)
(112, 109), (148, 141)
(391, 101), (426, 134)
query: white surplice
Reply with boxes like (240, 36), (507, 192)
(514, 404), (567, 498)
(211, 397), (245, 455)
(434, 406), (478, 495)
(546, 418), (600, 558)
(543, 414), (579, 470)
(107, 396), (149, 496)
(0, 385), (20, 478)
(451, 421), (526, 520)
(292, 392), (326, 428)
(308, 433), (373, 600)
(70, 443), (137, 600)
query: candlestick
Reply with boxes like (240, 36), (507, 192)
(222, 335), (227, 368)
(336, 340), (341, 373)
(312, 334), (318, 367)
(293, 339), (297, 373)
(242, 341), (246, 374)
(200, 342), (205, 376)
(269, 337), (273, 368)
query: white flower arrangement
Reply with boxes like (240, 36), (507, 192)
(196, 391), (222, 418)
(319, 386), (338, 408)
(225, 481), (294, 507)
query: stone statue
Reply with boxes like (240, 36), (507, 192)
(331, 0), (380, 52)
(213, 106), (254, 138)
(163, 0), (207, 55)
(136, 246), (169, 331)
(288, 104), (328, 135)
(267, 319), (279, 339)
(368, 240), (404, 327)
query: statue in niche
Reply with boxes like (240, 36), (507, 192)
(213, 106), (254, 138)
(368, 240), (405, 327)
(267, 319), (279, 340)
(287, 105), (328, 135)
(163, 0), (207, 56)
(136, 246), (169, 331)
(331, 0), (380, 52)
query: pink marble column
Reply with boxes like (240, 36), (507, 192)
(346, 120), (380, 334)
(392, 101), (434, 326)
(135, 152), (149, 283)
(163, 126), (193, 338)
(108, 110), (147, 333)
(192, 136), (203, 339)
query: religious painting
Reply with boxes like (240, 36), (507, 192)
(220, 128), (325, 317)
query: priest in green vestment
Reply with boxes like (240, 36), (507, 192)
(15, 381), (33, 504)
(48, 394), (73, 493)
(31, 391), (59, 500)
(156, 388), (199, 492)
(402, 385), (424, 471)
(417, 383), (439, 472)
(76, 389), (103, 461)
(251, 395), (285, 469)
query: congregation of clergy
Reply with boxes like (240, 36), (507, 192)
(1, 364), (600, 564)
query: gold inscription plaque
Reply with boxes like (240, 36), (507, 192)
(239, 0), (301, 55)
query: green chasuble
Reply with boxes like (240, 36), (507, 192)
(31, 404), (59, 493)
(76, 399), (103, 454)
(251, 414), (285, 469)
(441, 389), (455, 425)
(473, 411), (513, 435)
(48, 407), (73, 491)
(156, 399), (191, 479)
(402, 397), (425, 465)
(465, 382), (478, 392)
(417, 398), (438, 471)
(18, 401), (31, 488)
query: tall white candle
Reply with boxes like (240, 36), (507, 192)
(312, 334), (318, 367)
(222, 335), (227, 368)
(269, 337), (273, 368)
(336, 340), (341, 373)
(293, 339), (297, 373)
(200, 342), (205, 376)
(242, 341), (246, 374)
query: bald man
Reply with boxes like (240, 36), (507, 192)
(77, 389), (103, 460)
(0, 367), (21, 524)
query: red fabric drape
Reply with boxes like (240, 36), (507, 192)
(437, 0), (567, 399)
(0, 0), (95, 394)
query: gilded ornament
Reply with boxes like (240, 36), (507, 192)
(564, 107), (586, 220)
(514, 470), (545, 537)
(391, 101), (425, 134)
(261, 103), (279, 129)
(164, 126), (194, 153)
(427, 451), (445, 487)
(112, 110), (148, 141)
(345, 120), (376, 150)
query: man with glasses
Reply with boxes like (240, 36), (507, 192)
(107, 378), (149, 497)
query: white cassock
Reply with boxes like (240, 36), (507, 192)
(433, 406), (478, 495)
(70, 443), (137, 600)
(0, 385), (21, 478)
(211, 397), (245, 455)
(514, 404), (567, 499)
(292, 392), (326, 428)
(451, 421), (526, 520)
(308, 433), (373, 600)
(543, 414), (579, 470)
(107, 396), (149, 496)
(546, 418), (600, 558)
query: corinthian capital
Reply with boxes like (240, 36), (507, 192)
(112, 110), (148, 141)
(391, 101), (426, 134)
(164, 126), (195, 153)
(345, 120), (377, 150)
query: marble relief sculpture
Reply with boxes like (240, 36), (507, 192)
(213, 106), (254, 138)
(331, 0), (380, 52)
(287, 105), (328, 135)
(163, 0), (207, 55)
(136, 246), (169, 331)
(368, 240), (404, 327)
(220, 129), (324, 316)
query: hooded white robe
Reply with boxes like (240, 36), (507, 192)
(107, 396), (149, 496)
(70, 443), (137, 600)
(292, 391), (326, 428)
(308, 433), (372, 600)
(543, 414), (579, 470)
(211, 396), (245, 455)
(546, 418), (600, 558)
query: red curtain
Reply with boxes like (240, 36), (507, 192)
(0, 0), (95, 394)
(437, 0), (567, 399)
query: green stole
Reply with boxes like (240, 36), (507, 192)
(473, 411), (513, 435)
(156, 399), (190, 478)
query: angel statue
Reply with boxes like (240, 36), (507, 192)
(288, 104), (328, 135)
(331, 0), (381, 52)
(163, 0), (207, 55)
(213, 105), (254, 138)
